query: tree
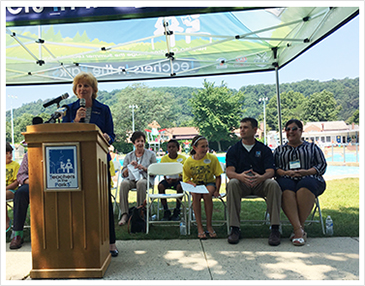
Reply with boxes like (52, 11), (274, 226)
(266, 91), (307, 131)
(189, 80), (245, 151)
(346, 109), (359, 124)
(302, 90), (340, 122)
(111, 83), (179, 144)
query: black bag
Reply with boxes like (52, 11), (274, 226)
(127, 200), (147, 234)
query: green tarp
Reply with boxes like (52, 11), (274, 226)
(5, 6), (359, 86)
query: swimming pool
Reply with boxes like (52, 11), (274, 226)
(214, 155), (359, 177)
(326, 153), (360, 163)
(117, 155), (359, 177)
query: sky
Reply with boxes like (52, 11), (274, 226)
(3, 10), (361, 111)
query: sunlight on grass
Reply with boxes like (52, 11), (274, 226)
(7, 178), (359, 242)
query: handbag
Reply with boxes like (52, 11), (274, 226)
(127, 200), (147, 233)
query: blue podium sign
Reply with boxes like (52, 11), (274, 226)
(43, 143), (81, 191)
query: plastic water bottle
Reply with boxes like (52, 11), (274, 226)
(151, 214), (157, 221)
(180, 221), (186, 235)
(325, 215), (334, 236)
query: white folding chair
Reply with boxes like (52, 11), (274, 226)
(111, 166), (122, 218)
(146, 163), (187, 234)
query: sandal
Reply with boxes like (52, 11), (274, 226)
(118, 214), (128, 226)
(291, 228), (307, 246)
(198, 232), (207, 240)
(206, 230), (217, 238)
(292, 237), (306, 246)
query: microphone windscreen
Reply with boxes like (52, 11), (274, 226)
(32, 116), (43, 125)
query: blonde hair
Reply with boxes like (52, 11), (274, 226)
(72, 72), (98, 99)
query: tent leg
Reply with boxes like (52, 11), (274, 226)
(275, 66), (283, 145)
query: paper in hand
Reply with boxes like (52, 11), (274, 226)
(128, 164), (141, 181)
(181, 182), (209, 194)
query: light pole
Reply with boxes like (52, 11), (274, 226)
(7, 95), (18, 150)
(129, 104), (138, 132)
(259, 97), (268, 145)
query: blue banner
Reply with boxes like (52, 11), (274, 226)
(6, 7), (245, 27)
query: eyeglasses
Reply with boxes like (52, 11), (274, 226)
(285, 126), (299, 132)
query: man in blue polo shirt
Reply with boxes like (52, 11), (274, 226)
(226, 117), (281, 246)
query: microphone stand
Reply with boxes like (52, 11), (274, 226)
(57, 102), (60, 123)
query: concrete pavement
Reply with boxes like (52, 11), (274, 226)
(5, 237), (360, 282)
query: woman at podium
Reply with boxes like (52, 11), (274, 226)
(62, 72), (118, 257)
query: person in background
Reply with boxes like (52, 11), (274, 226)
(158, 139), (186, 221)
(274, 119), (327, 246)
(183, 135), (223, 239)
(225, 117), (282, 246)
(118, 131), (157, 226)
(62, 72), (118, 257)
(9, 117), (42, 249)
(6, 142), (20, 232)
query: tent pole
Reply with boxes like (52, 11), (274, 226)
(275, 66), (283, 145)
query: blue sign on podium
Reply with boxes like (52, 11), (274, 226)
(44, 143), (81, 191)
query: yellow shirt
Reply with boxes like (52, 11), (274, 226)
(110, 161), (116, 188)
(6, 160), (20, 190)
(183, 153), (223, 185)
(160, 153), (186, 178)
(160, 153), (186, 164)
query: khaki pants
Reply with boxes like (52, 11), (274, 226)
(227, 178), (282, 228)
(119, 179), (147, 215)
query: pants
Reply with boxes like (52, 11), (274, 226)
(227, 178), (282, 228)
(107, 161), (116, 244)
(12, 184), (29, 231)
(119, 179), (147, 215)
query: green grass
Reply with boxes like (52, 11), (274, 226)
(6, 178), (359, 242)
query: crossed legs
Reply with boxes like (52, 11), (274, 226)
(281, 187), (315, 239)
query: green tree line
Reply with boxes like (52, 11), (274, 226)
(6, 77), (359, 152)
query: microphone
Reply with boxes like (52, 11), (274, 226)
(79, 98), (86, 123)
(45, 105), (70, 123)
(43, 93), (69, 108)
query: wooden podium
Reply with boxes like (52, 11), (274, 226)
(23, 123), (111, 279)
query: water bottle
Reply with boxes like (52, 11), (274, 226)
(325, 215), (334, 236)
(151, 214), (157, 221)
(180, 221), (186, 235)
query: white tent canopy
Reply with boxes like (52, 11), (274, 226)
(5, 6), (359, 141)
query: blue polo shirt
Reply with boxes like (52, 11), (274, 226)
(226, 140), (275, 175)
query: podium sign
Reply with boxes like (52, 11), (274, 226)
(23, 123), (111, 279)
(44, 143), (81, 191)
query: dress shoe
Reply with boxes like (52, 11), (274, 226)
(228, 227), (240, 244)
(110, 249), (119, 257)
(9, 235), (24, 249)
(268, 228), (281, 246)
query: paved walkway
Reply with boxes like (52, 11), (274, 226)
(5, 237), (360, 282)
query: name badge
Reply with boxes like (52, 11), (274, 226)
(289, 160), (301, 169)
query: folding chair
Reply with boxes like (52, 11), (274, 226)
(302, 197), (325, 235)
(146, 163), (187, 234)
(187, 162), (229, 235)
(111, 167), (122, 218)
